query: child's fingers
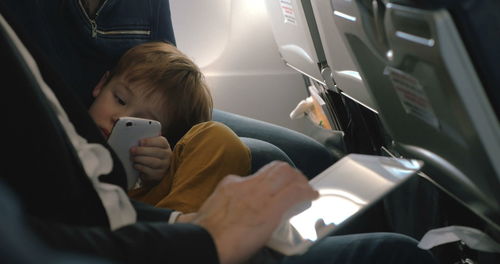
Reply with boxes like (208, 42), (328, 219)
(133, 155), (167, 170)
(131, 136), (172, 184)
(134, 164), (163, 183)
(131, 146), (171, 160)
(140, 136), (170, 149)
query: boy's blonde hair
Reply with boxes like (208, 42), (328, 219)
(109, 41), (213, 145)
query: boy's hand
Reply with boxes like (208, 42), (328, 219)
(130, 136), (172, 186)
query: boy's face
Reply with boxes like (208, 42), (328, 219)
(89, 73), (165, 139)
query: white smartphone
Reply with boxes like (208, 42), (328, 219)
(107, 117), (162, 190)
(266, 154), (423, 256)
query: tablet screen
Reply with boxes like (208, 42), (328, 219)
(266, 154), (423, 255)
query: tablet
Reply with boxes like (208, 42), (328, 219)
(107, 117), (162, 190)
(266, 154), (423, 255)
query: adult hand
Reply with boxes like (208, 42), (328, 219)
(192, 161), (319, 264)
(130, 135), (172, 186)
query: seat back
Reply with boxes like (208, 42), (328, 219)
(265, 0), (377, 112)
(310, 0), (377, 111)
(265, 0), (326, 84)
(330, 0), (500, 235)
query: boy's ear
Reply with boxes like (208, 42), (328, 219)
(92, 71), (110, 98)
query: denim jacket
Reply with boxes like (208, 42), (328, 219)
(4, 0), (175, 108)
(66, 0), (176, 106)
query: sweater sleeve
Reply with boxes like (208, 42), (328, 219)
(28, 217), (220, 264)
(130, 199), (173, 222)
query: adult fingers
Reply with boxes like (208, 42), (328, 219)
(250, 161), (308, 196)
(264, 162), (307, 195)
(268, 182), (318, 224)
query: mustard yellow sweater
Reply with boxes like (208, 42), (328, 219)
(129, 121), (251, 213)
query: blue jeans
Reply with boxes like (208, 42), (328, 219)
(248, 233), (437, 264)
(282, 233), (437, 264)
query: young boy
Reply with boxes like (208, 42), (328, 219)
(89, 41), (251, 213)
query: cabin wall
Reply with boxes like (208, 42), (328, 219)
(170, 0), (311, 134)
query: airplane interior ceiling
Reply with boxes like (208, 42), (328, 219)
(170, 0), (313, 135)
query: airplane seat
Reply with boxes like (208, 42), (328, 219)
(399, 0), (500, 120)
(308, 0), (395, 155)
(265, 0), (326, 84)
(329, 0), (500, 255)
(0, 180), (111, 264)
(264, 0), (389, 156)
(265, 0), (399, 236)
(310, 0), (379, 113)
(265, 0), (341, 129)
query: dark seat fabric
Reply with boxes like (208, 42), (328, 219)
(329, 0), (500, 242)
(387, 0), (500, 229)
(0, 180), (113, 264)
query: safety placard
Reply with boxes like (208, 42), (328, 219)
(384, 67), (439, 129)
(280, 0), (297, 25)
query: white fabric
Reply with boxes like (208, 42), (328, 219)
(418, 225), (500, 253)
(1, 15), (136, 230)
(168, 211), (182, 224)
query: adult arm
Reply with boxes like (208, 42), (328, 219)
(192, 161), (319, 264)
(132, 161), (318, 264)
(26, 162), (315, 264)
(28, 217), (219, 264)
